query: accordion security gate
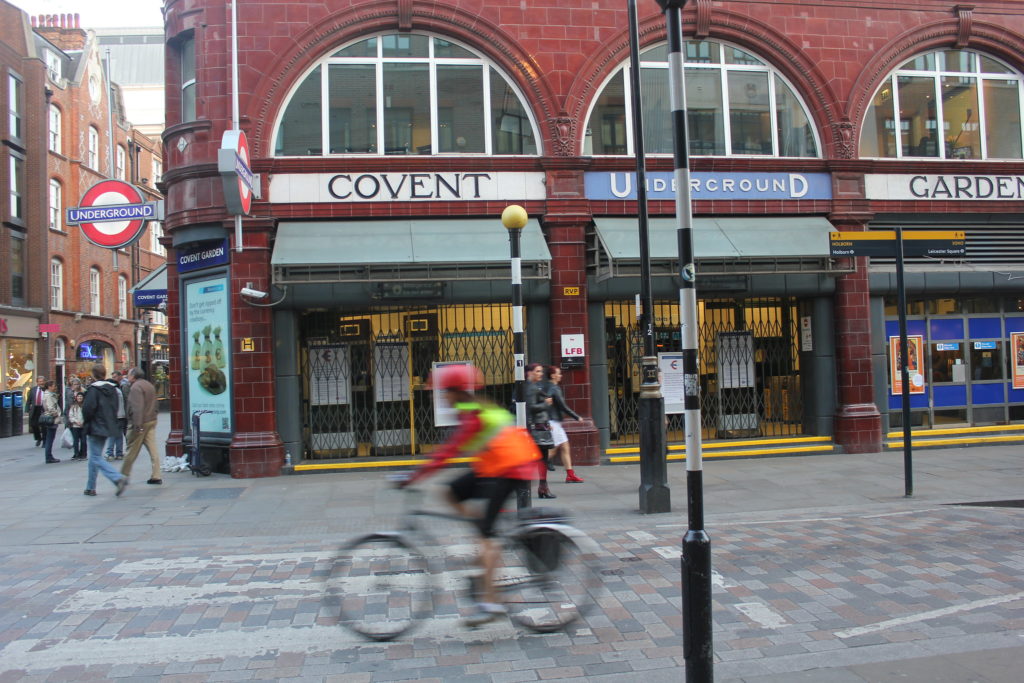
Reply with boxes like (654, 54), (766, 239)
(605, 297), (804, 446)
(300, 305), (515, 459)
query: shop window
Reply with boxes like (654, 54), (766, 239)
(121, 342), (131, 366)
(860, 49), (1023, 159)
(274, 34), (538, 156)
(48, 104), (62, 153)
(50, 258), (63, 310)
(48, 179), (62, 230)
(584, 40), (819, 157)
(960, 297), (1000, 314)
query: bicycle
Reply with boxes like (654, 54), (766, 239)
(324, 480), (603, 641)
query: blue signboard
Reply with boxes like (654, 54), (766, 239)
(133, 289), (168, 308)
(585, 171), (833, 201)
(973, 341), (998, 350)
(178, 239), (230, 274)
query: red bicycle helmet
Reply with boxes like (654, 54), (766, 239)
(429, 364), (483, 392)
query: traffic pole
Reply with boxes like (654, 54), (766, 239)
(503, 204), (531, 510)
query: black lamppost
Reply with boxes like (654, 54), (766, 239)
(627, 0), (671, 516)
(653, 0), (713, 680)
(503, 204), (531, 509)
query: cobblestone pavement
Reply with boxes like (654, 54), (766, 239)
(0, 430), (1022, 681)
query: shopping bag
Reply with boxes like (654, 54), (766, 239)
(60, 427), (74, 449)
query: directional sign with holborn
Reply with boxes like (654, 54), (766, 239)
(66, 179), (160, 249)
(829, 230), (966, 258)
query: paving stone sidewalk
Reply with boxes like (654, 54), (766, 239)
(0, 428), (1021, 681)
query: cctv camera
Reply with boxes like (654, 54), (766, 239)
(240, 286), (268, 299)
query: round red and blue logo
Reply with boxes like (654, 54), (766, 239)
(66, 179), (155, 249)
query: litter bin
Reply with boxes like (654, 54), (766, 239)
(10, 390), (23, 435)
(0, 391), (12, 439)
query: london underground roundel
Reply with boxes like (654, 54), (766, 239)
(66, 179), (155, 249)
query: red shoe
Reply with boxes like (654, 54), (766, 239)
(565, 470), (584, 483)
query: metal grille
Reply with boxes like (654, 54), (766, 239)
(300, 304), (515, 459)
(605, 298), (803, 446)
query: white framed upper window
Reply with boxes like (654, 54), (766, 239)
(48, 104), (62, 152)
(273, 33), (539, 156)
(87, 126), (100, 168)
(181, 37), (196, 122)
(860, 49), (1024, 160)
(50, 258), (63, 310)
(9, 153), (24, 221)
(45, 50), (62, 81)
(149, 221), (166, 255)
(89, 267), (101, 315)
(117, 275), (128, 318)
(584, 40), (820, 157)
(116, 145), (126, 180)
(48, 178), (62, 230)
(8, 72), (23, 142)
(151, 159), (162, 185)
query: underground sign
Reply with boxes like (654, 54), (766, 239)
(66, 179), (160, 249)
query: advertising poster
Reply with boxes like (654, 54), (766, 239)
(889, 335), (925, 395)
(309, 344), (351, 405)
(1013, 332), (1024, 390)
(185, 276), (232, 434)
(431, 361), (473, 427)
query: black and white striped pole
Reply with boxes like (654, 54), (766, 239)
(654, 0), (713, 680)
(503, 204), (531, 510)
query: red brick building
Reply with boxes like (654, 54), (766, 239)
(160, 0), (1024, 477)
(2, 3), (166, 408)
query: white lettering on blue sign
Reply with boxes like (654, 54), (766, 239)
(588, 171), (831, 201)
(67, 203), (153, 223)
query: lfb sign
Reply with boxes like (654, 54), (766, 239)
(66, 179), (162, 249)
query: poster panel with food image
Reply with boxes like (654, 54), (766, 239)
(185, 275), (233, 435)
(889, 335), (925, 395)
(1012, 332), (1024, 390)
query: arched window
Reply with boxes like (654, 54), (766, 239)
(48, 104), (61, 153)
(87, 126), (100, 168)
(860, 49), (1023, 160)
(584, 41), (819, 157)
(50, 258), (63, 310)
(273, 34), (538, 156)
(48, 178), (61, 230)
(54, 338), (66, 364)
(121, 342), (131, 366)
(89, 267), (101, 315)
(116, 145), (126, 180)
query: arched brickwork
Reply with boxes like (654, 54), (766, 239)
(846, 19), (1024, 149)
(247, 4), (560, 159)
(565, 8), (842, 160)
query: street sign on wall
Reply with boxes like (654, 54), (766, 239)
(829, 231), (966, 258)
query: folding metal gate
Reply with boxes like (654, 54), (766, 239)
(300, 304), (516, 459)
(605, 297), (803, 445)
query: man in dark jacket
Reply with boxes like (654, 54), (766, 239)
(27, 376), (47, 446)
(81, 364), (128, 497)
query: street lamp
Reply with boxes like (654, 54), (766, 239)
(654, 0), (713, 680)
(502, 204), (530, 509)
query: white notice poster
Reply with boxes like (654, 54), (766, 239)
(432, 361), (473, 427)
(309, 345), (351, 405)
(375, 343), (410, 402)
(658, 353), (685, 415)
(717, 332), (755, 389)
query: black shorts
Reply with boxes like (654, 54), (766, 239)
(449, 470), (527, 538)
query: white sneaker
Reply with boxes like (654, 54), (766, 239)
(463, 602), (507, 627)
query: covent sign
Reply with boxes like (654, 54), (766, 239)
(268, 171), (546, 203)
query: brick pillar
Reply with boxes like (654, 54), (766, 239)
(228, 229), (284, 477)
(832, 225), (883, 453)
(165, 263), (185, 460)
(544, 210), (600, 466)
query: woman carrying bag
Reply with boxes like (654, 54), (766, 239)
(41, 380), (63, 464)
(525, 362), (555, 499)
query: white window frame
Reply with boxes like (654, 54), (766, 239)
(50, 258), (63, 310)
(8, 72), (22, 141)
(116, 145), (126, 180)
(87, 127), (100, 168)
(45, 50), (62, 81)
(8, 153), (24, 221)
(181, 37), (196, 122)
(152, 159), (162, 184)
(89, 267), (101, 316)
(117, 275), (128, 318)
(149, 221), (166, 255)
(48, 104), (62, 153)
(48, 178), (62, 230)
(271, 32), (541, 157)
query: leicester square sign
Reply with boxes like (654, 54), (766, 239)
(66, 179), (162, 249)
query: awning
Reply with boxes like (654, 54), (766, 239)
(272, 219), (551, 284)
(130, 264), (167, 308)
(591, 216), (838, 279)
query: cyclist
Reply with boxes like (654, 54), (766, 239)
(402, 364), (542, 626)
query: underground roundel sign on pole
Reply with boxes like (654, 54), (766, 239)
(66, 179), (161, 249)
(219, 130), (258, 215)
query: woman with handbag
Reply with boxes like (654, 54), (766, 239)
(41, 380), (62, 464)
(67, 391), (86, 460)
(544, 365), (585, 483)
(525, 363), (556, 499)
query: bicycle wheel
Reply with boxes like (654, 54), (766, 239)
(499, 526), (598, 633)
(326, 533), (433, 641)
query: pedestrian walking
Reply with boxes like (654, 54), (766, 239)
(27, 376), (46, 447)
(525, 362), (556, 499)
(121, 368), (161, 485)
(104, 370), (128, 461)
(41, 380), (62, 464)
(67, 392), (86, 460)
(81, 364), (128, 497)
(544, 365), (585, 483)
